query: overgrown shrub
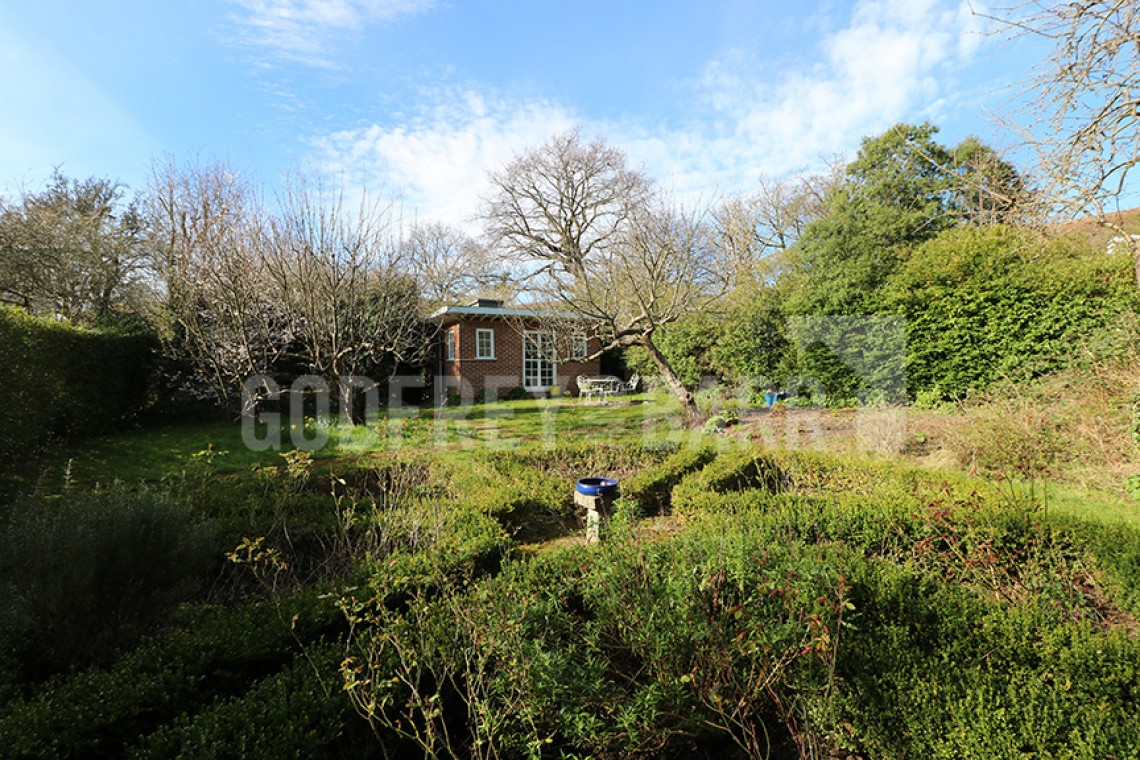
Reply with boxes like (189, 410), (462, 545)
(889, 225), (1138, 401)
(130, 643), (374, 759)
(939, 396), (1065, 477)
(622, 444), (717, 514)
(0, 305), (154, 471)
(0, 485), (218, 679)
(343, 533), (852, 758)
(0, 594), (342, 759)
(671, 449), (791, 517)
(836, 568), (1140, 758)
(440, 442), (674, 526)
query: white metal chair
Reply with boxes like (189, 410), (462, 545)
(576, 375), (597, 403)
(623, 373), (640, 394)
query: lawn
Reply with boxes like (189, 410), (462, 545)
(25, 393), (1140, 533)
(33, 393), (684, 486)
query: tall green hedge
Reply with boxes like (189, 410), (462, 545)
(888, 225), (1138, 400)
(0, 305), (153, 467)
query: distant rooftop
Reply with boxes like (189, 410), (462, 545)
(427, 298), (580, 322)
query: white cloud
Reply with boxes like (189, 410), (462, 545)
(692, 0), (986, 181)
(314, 89), (579, 228)
(312, 0), (993, 226)
(227, 0), (434, 66)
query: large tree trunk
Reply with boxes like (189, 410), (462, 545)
(640, 335), (700, 426)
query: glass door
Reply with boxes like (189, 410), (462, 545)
(522, 331), (556, 390)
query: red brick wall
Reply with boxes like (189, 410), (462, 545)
(439, 318), (602, 398)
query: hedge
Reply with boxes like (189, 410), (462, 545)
(129, 643), (375, 759)
(621, 444), (717, 515)
(0, 305), (153, 468)
(0, 595), (342, 759)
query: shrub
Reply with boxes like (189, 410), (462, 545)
(441, 454), (569, 521)
(621, 444), (717, 515)
(888, 225), (1138, 401)
(671, 448), (791, 517)
(344, 525), (852, 758)
(130, 643), (374, 759)
(836, 572), (1140, 758)
(0, 594), (342, 759)
(0, 485), (218, 679)
(335, 447), (1140, 757)
(1125, 473), (1140, 501)
(0, 305), (154, 471)
(623, 315), (720, 389)
(440, 442), (674, 526)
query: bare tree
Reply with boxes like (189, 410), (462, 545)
(483, 130), (726, 423)
(0, 171), (150, 324)
(147, 157), (285, 411)
(400, 221), (513, 310)
(149, 159), (437, 418)
(262, 174), (429, 420)
(986, 1), (1140, 282)
(714, 161), (844, 290)
(483, 127), (653, 279)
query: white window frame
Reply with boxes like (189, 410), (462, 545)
(522, 330), (557, 390)
(445, 329), (456, 361)
(475, 328), (495, 360)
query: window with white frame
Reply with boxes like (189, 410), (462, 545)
(571, 332), (588, 361)
(445, 329), (456, 361)
(523, 331), (556, 389)
(475, 328), (495, 359)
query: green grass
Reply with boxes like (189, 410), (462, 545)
(974, 479), (1140, 528)
(21, 393), (1140, 530)
(1041, 482), (1140, 528)
(32, 422), (295, 490)
(422, 393), (685, 453)
(20, 394), (685, 491)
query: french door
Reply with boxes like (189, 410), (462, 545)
(522, 331), (556, 390)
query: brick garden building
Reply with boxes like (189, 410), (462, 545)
(429, 299), (601, 399)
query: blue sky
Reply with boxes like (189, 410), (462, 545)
(0, 0), (1048, 225)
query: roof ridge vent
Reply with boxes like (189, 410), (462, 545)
(471, 298), (504, 308)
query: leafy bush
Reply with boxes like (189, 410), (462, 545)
(624, 315), (720, 389)
(621, 444), (717, 515)
(0, 594), (342, 759)
(1054, 513), (1140, 618)
(671, 449), (791, 517)
(440, 442), (674, 526)
(1125, 473), (1140, 501)
(344, 532), (852, 758)
(836, 569), (1140, 758)
(440, 452), (569, 521)
(0, 485), (218, 679)
(889, 225), (1138, 400)
(624, 290), (795, 391)
(0, 305), (154, 471)
(130, 643), (374, 759)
